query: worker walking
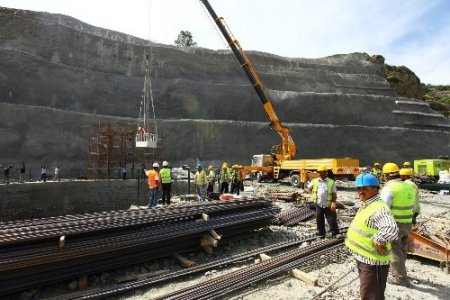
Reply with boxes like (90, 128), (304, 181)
(207, 165), (216, 195)
(371, 162), (383, 183)
(160, 161), (173, 205)
(380, 162), (418, 286)
(145, 162), (160, 208)
(307, 165), (339, 238)
(194, 164), (208, 201)
(219, 163), (231, 194)
(345, 173), (399, 300)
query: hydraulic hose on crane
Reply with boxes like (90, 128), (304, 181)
(200, 0), (297, 161)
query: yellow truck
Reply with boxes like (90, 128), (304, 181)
(250, 154), (360, 188)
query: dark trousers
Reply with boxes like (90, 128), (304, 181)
(230, 181), (240, 195)
(315, 204), (339, 236)
(357, 260), (389, 300)
(220, 182), (229, 194)
(207, 182), (214, 194)
(161, 183), (171, 205)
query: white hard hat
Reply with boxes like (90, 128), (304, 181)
(162, 161), (168, 167)
(152, 162), (160, 168)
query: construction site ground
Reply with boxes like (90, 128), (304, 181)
(20, 181), (450, 300)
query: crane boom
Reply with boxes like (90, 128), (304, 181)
(200, 0), (296, 161)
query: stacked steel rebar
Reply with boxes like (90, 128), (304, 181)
(0, 198), (278, 296)
(272, 205), (315, 226)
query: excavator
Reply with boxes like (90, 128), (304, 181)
(200, 0), (360, 187)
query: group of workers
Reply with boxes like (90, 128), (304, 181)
(307, 161), (419, 299)
(144, 161), (244, 206)
(146, 159), (419, 299)
(321, 161), (419, 299)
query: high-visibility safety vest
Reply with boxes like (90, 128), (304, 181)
(386, 181), (416, 224)
(194, 170), (208, 185)
(371, 168), (382, 180)
(160, 167), (172, 184)
(345, 200), (392, 263)
(311, 178), (334, 205)
(219, 169), (231, 183)
(207, 170), (216, 183)
(146, 170), (159, 188)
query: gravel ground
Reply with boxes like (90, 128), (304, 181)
(24, 182), (450, 300)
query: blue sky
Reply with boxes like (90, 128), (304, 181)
(1, 0), (449, 85)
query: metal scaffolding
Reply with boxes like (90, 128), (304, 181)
(87, 123), (163, 179)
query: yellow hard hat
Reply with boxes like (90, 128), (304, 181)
(399, 168), (413, 176)
(317, 165), (327, 172)
(208, 165), (213, 170)
(403, 161), (411, 167)
(222, 163), (228, 169)
(382, 162), (399, 174)
(374, 162), (381, 167)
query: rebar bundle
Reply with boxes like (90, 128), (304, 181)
(272, 205), (315, 226)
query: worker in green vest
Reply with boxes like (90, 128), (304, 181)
(381, 162), (418, 287)
(160, 161), (173, 205)
(345, 173), (398, 300)
(306, 165), (339, 238)
(371, 162), (383, 183)
(399, 168), (420, 224)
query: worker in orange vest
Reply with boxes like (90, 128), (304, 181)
(145, 162), (160, 207)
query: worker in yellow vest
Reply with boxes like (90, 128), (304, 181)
(399, 168), (420, 224)
(207, 165), (216, 195)
(371, 162), (383, 183)
(159, 161), (173, 205)
(194, 163), (208, 201)
(219, 163), (231, 194)
(306, 165), (339, 238)
(381, 162), (418, 287)
(345, 173), (398, 300)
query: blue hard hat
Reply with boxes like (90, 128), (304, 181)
(196, 163), (203, 169)
(355, 173), (379, 187)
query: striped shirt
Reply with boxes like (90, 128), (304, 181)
(351, 194), (399, 265)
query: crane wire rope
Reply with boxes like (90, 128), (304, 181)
(142, 0), (158, 136)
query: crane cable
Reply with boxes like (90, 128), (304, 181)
(143, 0), (158, 135)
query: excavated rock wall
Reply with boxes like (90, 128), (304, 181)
(0, 7), (449, 177)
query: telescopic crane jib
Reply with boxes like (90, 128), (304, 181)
(200, 0), (297, 162)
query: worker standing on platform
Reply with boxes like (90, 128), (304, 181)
(307, 165), (339, 238)
(381, 162), (418, 287)
(160, 161), (173, 205)
(194, 164), (208, 201)
(145, 162), (160, 208)
(345, 173), (398, 300)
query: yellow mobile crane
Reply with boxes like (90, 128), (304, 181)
(200, 0), (360, 187)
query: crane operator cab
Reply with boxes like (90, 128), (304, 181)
(136, 127), (157, 148)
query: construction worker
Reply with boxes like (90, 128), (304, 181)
(400, 168), (420, 224)
(231, 165), (242, 195)
(160, 161), (173, 205)
(380, 162), (418, 286)
(145, 162), (160, 208)
(403, 161), (415, 176)
(207, 165), (216, 195)
(345, 173), (398, 300)
(306, 165), (339, 238)
(371, 162), (383, 183)
(194, 163), (208, 201)
(219, 163), (231, 194)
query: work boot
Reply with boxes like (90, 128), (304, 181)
(387, 275), (411, 287)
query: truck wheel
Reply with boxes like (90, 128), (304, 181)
(290, 174), (302, 188)
(256, 172), (262, 183)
